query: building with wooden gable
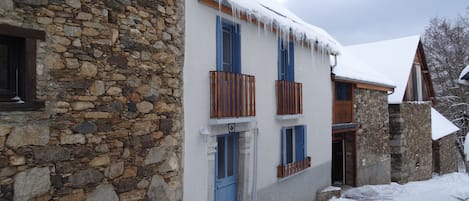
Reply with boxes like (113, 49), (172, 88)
(331, 48), (395, 187)
(183, 0), (340, 201)
(347, 35), (459, 183)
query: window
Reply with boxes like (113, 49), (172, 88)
(412, 64), (423, 101)
(405, 63), (429, 102)
(281, 125), (306, 165)
(278, 39), (294, 81)
(0, 35), (23, 102)
(335, 82), (352, 101)
(216, 17), (241, 73)
(0, 24), (45, 111)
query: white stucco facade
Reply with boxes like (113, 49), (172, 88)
(183, 1), (333, 201)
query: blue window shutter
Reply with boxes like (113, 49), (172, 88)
(281, 127), (287, 165)
(295, 125), (305, 161)
(216, 16), (222, 71)
(277, 38), (282, 80)
(288, 42), (295, 81)
(233, 24), (241, 73)
(303, 125), (307, 159)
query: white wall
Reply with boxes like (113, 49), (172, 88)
(184, 1), (333, 200)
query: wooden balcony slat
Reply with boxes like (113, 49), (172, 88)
(276, 80), (303, 115)
(277, 156), (311, 178)
(253, 76), (256, 116)
(210, 71), (256, 118)
(217, 72), (221, 118)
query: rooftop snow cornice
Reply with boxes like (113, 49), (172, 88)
(199, 0), (341, 55)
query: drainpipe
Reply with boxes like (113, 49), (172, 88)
(251, 127), (259, 201)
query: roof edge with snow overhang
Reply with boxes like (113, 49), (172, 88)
(334, 76), (395, 90)
(345, 35), (435, 104)
(431, 107), (459, 140)
(333, 46), (395, 90)
(199, 0), (340, 55)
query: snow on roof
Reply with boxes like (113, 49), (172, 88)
(334, 47), (395, 88)
(458, 65), (469, 86)
(345, 35), (421, 103)
(225, 0), (340, 54)
(431, 107), (459, 140)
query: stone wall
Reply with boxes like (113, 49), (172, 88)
(0, 0), (184, 200)
(354, 88), (391, 186)
(432, 134), (458, 174)
(389, 102), (432, 183)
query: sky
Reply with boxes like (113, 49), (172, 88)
(278, 0), (468, 45)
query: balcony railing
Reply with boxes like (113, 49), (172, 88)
(277, 156), (311, 178)
(210, 71), (256, 118)
(333, 100), (353, 124)
(276, 80), (303, 115)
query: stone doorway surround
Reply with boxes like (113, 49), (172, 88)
(206, 122), (256, 201)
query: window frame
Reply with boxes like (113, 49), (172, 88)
(0, 36), (21, 99)
(281, 125), (307, 165)
(277, 38), (294, 81)
(216, 16), (241, 73)
(0, 24), (45, 111)
(335, 82), (352, 101)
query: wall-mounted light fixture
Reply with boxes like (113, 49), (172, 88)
(199, 126), (211, 142)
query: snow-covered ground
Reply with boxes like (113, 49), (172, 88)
(330, 173), (469, 201)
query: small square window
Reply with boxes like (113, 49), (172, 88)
(0, 36), (23, 103)
(335, 82), (352, 101)
(0, 24), (45, 111)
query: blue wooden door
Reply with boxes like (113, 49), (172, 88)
(215, 133), (237, 201)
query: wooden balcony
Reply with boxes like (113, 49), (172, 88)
(276, 80), (303, 115)
(333, 100), (353, 124)
(277, 156), (311, 178)
(210, 71), (256, 118)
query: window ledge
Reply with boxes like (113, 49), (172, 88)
(277, 168), (309, 183)
(277, 156), (311, 180)
(208, 117), (256, 125)
(0, 101), (45, 112)
(276, 114), (303, 120)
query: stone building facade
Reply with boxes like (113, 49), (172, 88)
(0, 0), (184, 200)
(389, 102), (432, 183)
(432, 134), (458, 174)
(354, 88), (391, 186)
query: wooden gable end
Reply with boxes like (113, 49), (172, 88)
(403, 41), (436, 104)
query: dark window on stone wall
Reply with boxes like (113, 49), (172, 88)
(0, 35), (23, 102)
(335, 82), (352, 101)
(0, 24), (45, 111)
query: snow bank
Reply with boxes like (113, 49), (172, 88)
(331, 173), (469, 201)
(431, 107), (459, 140)
(225, 0), (340, 54)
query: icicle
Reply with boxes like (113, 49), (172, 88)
(231, 6), (236, 24)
